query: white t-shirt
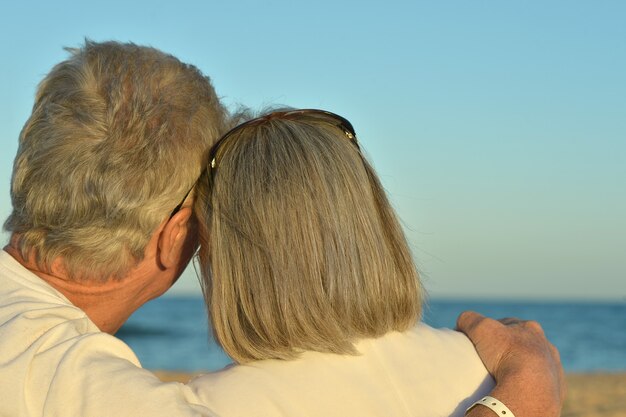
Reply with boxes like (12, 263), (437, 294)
(0, 248), (494, 417)
(0, 250), (216, 417)
(190, 323), (495, 417)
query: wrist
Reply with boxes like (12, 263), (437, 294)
(466, 396), (515, 417)
(490, 367), (562, 417)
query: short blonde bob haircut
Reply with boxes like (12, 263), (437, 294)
(5, 40), (228, 280)
(195, 109), (423, 363)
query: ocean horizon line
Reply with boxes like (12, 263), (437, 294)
(160, 292), (626, 304)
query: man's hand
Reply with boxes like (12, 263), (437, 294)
(457, 311), (566, 417)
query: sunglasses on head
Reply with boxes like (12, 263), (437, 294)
(169, 109), (359, 218)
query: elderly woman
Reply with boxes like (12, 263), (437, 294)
(188, 109), (560, 417)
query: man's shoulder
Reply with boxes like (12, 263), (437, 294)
(0, 249), (95, 333)
(0, 249), (133, 390)
(0, 253), (214, 417)
(0, 250), (74, 305)
(0, 256), (110, 370)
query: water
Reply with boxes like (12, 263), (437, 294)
(117, 296), (626, 372)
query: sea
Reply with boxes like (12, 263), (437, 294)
(117, 296), (626, 372)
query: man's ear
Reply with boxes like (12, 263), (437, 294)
(158, 207), (194, 269)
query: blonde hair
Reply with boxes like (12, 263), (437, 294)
(195, 111), (422, 363)
(4, 40), (228, 280)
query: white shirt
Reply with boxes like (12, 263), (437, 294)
(0, 250), (216, 417)
(190, 323), (495, 417)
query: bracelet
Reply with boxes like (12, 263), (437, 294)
(465, 396), (515, 417)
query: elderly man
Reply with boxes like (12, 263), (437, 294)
(0, 40), (564, 417)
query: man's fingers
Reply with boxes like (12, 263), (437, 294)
(457, 310), (506, 340)
(500, 318), (546, 337)
(457, 310), (566, 410)
(456, 310), (484, 333)
(549, 343), (561, 362)
(499, 317), (522, 326)
(524, 320), (545, 335)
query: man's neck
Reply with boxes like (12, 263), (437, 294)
(4, 243), (160, 334)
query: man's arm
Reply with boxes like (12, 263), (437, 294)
(457, 311), (566, 417)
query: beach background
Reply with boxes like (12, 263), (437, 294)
(153, 371), (626, 417)
(119, 297), (626, 416)
(2, 1), (625, 416)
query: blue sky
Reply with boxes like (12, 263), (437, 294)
(1, 1), (624, 300)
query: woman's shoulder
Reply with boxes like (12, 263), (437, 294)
(188, 355), (370, 417)
(189, 323), (495, 417)
(369, 322), (488, 370)
(405, 321), (478, 349)
(188, 363), (282, 416)
(357, 323), (494, 414)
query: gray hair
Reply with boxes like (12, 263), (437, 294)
(5, 40), (228, 280)
(195, 111), (423, 363)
